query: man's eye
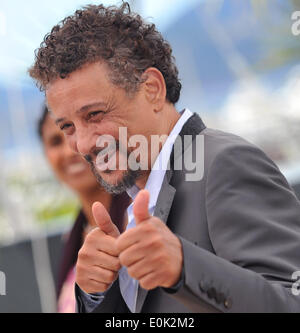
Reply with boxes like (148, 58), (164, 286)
(60, 123), (74, 135)
(60, 124), (72, 131)
(87, 111), (104, 120)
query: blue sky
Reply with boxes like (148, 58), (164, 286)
(0, 0), (201, 85)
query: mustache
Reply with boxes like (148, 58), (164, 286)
(84, 141), (121, 164)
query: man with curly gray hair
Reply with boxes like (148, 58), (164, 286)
(30, 2), (300, 313)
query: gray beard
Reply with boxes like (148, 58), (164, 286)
(89, 162), (141, 195)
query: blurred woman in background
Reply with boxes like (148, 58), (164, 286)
(38, 106), (130, 313)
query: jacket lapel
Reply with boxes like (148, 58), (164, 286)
(135, 113), (206, 313)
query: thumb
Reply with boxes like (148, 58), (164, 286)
(133, 190), (151, 224)
(92, 202), (120, 238)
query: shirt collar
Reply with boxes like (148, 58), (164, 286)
(126, 109), (194, 206)
(126, 184), (140, 201)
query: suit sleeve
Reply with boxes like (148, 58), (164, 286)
(166, 143), (300, 312)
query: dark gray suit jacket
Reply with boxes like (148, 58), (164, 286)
(76, 113), (300, 313)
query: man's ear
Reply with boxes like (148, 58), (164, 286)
(142, 67), (167, 112)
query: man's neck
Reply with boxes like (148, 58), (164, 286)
(135, 106), (181, 190)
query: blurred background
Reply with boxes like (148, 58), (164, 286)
(0, 0), (300, 312)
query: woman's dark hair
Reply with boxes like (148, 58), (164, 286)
(38, 105), (50, 140)
(29, 2), (181, 104)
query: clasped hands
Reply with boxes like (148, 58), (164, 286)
(76, 190), (183, 294)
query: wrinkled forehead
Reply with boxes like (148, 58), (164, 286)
(45, 62), (113, 118)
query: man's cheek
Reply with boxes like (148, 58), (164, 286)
(118, 148), (130, 171)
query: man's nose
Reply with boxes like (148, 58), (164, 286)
(75, 128), (95, 157)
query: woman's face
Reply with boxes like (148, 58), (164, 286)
(42, 115), (100, 193)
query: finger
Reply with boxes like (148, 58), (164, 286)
(80, 249), (121, 272)
(133, 190), (150, 224)
(94, 253), (121, 272)
(97, 235), (120, 257)
(116, 227), (141, 254)
(139, 272), (159, 291)
(85, 266), (118, 285)
(92, 202), (120, 238)
(119, 242), (146, 267)
(127, 258), (154, 281)
(85, 228), (119, 256)
(81, 280), (110, 294)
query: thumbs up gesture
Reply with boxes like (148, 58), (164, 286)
(116, 190), (183, 290)
(76, 202), (121, 294)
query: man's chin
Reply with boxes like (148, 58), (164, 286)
(92, 167), (141, 195)
(99, 169), (126, 185)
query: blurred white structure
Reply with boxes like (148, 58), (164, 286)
(218, 66), (300, 166)
(0, 10), (7, 36)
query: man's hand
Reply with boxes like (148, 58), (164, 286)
(116, 190), (183, 290)
(76, 202), (121, 294)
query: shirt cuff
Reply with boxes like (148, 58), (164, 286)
(77, 285), (107, 313)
